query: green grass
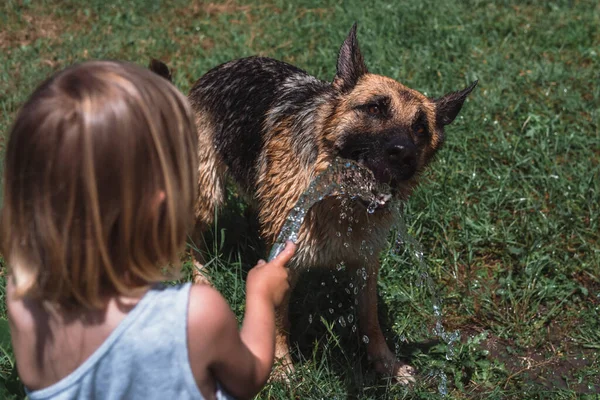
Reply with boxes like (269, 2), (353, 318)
(1, 0), (599, 398)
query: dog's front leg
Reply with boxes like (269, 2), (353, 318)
(355, 261), (415, 384)
(271, 268), (300, 381)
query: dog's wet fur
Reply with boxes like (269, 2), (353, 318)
(151, 23), (476, 384)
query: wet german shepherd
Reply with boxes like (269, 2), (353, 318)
(152, 23), (476, 383)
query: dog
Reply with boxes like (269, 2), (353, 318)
(151, 23), (476, 384)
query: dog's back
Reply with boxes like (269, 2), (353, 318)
(189, 56), (331, 194)
(187, 56), (338, 237)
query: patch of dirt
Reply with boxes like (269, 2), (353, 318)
(179, 0), (252, 17)
(473, 329), (600, 394)
(1, 11), (63, 50)
(572, 271), (600, 300)
(151, 0), (282, 76)
(153, 0), (256, 63)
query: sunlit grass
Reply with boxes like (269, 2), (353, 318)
(1, 0), (598, 398)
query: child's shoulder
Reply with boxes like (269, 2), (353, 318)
(186, 283), (240, 390)
(188, 284), (236, 331)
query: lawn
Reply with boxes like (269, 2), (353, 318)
(0, 0), (599, 399)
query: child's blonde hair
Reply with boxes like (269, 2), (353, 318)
(0, 60), (198, 309)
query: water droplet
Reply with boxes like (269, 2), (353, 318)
(362, 335), (370, 344)
(367, 201), (377, 214)
(343, 242), (350, 248)
(321, 281), (326, 286)
(338, 316), (346, 327)
(338, 302), (342, 308)
(308, 314), (313, 324)
(352, 325), (357, 332)
(328, 308), (334, 314)
(348, 314), (354, 323)
(437, 371), (448, 396)
(336, 231), (341, 237)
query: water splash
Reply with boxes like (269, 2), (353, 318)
(392, 209), (459, 396)
(437, 371), (449, 396)
(268, 157), (391, 261)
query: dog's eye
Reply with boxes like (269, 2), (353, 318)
(414, 123), (428, 137)
(367, 105), (381, 115)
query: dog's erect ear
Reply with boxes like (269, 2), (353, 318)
(434, 80), (478, 126)
(149, 58), (172, 82)
(333, 23), (368, 92)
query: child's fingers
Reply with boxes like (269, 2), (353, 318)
(272, 241), (296, 266)
(256, 259), (266, 266)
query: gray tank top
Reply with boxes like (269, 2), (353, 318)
(25, 283), (237, 400)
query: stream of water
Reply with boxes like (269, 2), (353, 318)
(392, 213), (460, 395)
(268, 157), (390, 261)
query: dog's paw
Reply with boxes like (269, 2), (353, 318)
(393, 363), (416, 385)
(373, 359), (416, 385)
(269, 358), (295, 384)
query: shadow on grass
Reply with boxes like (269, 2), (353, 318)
(288, 269), (445, 397)
(200, 194), (266, 271)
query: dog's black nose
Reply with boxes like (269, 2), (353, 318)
(385, 140), (417, 180)
(386, 143), (415, 167)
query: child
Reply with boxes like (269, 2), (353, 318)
(1, 60), (296, 400)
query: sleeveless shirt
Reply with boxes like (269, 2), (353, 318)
(25, 283), (236, 400)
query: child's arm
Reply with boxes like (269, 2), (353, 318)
(187, 242), (296, 400)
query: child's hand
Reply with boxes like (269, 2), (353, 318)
(194, 241), (296, 398)
(246, 241), (296, 307)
